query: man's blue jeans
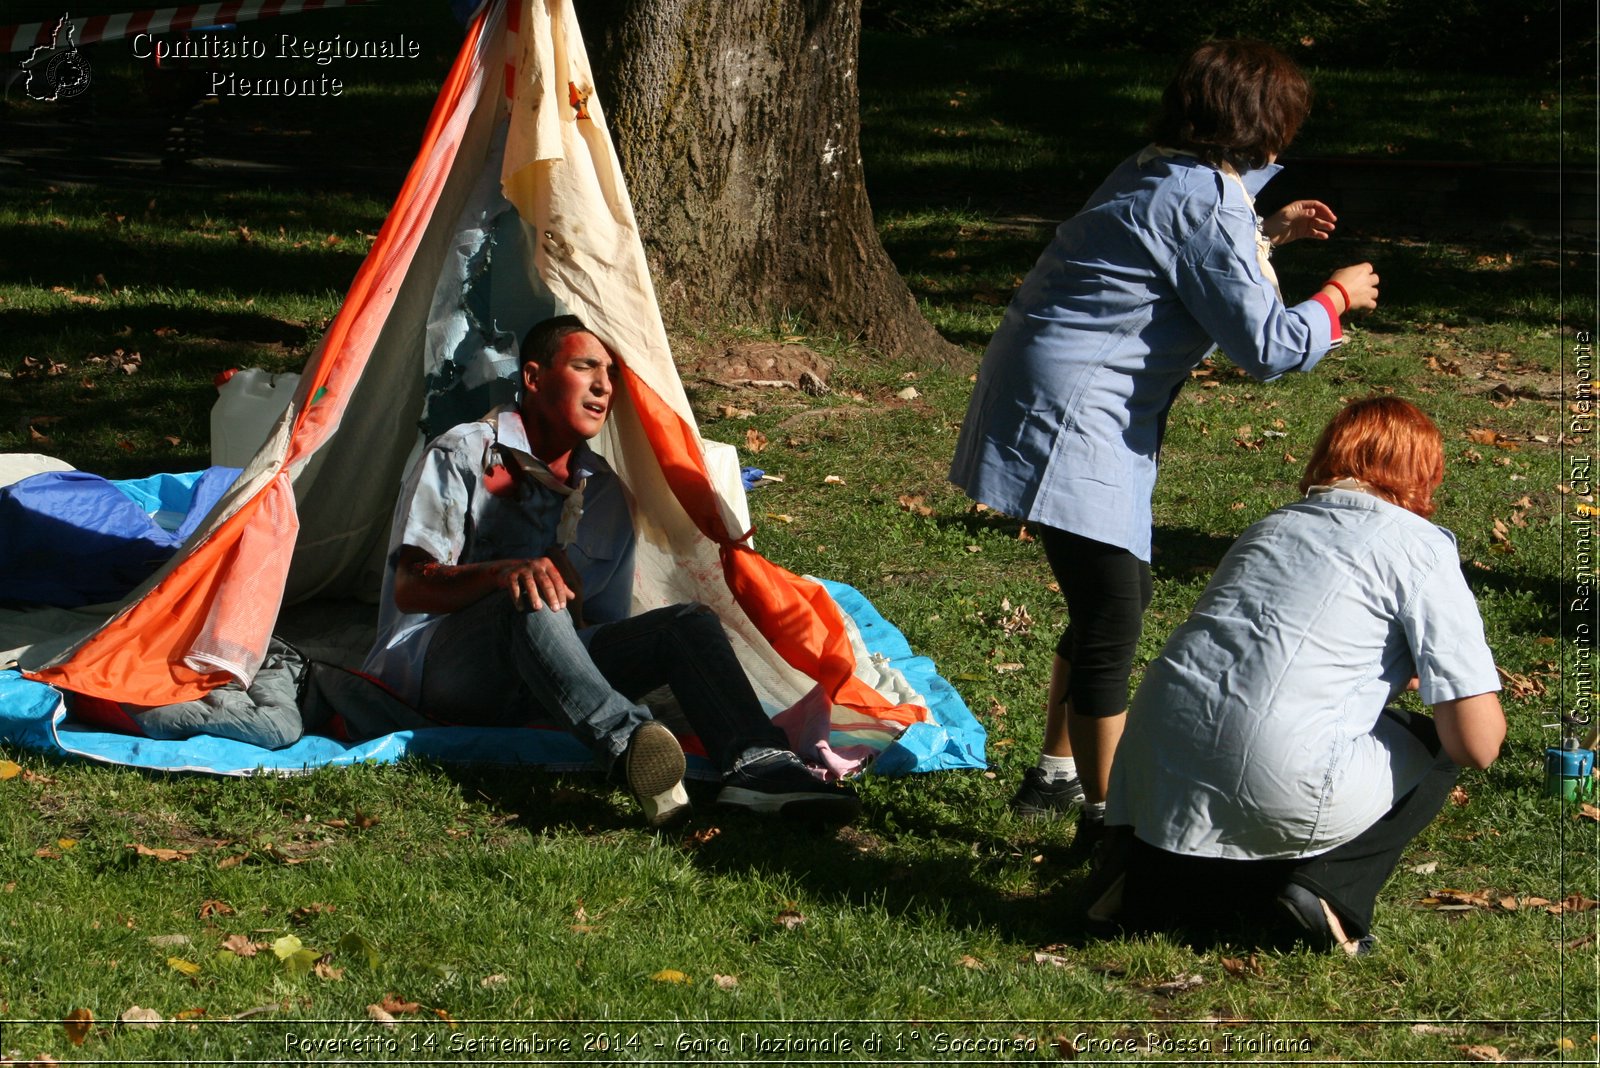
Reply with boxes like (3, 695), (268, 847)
(419, 595), (789, 773)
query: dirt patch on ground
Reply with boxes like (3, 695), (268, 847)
(682, 341), (832, 394)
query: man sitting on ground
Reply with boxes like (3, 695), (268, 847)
(363, 314), (860, 826)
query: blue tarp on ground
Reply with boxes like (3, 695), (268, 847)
(0, 578), (984, 778)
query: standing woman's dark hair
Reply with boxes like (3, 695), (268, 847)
(1152, 39), (1311, 171)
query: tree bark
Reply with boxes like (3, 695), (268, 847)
(577, 0), (963, 365)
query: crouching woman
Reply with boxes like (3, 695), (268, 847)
(1101, 397), (1505, 954)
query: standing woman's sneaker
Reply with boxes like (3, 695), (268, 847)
(624, 721), (689, 827)
(1009, 766), (1086, 817)
(717, 752), (861, 822)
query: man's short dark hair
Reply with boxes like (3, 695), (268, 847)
(1151, 39), (1310, 171)
(520, 314), (592, 366)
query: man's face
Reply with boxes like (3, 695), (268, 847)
(523, 331), (614, 441)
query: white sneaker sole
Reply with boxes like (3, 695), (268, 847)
(716, 786), (860, 820)
(625, 722), (688, 827)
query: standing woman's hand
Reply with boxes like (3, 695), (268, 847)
(1263, 199), (1337, 245)
(1324, 263), (1380, 314)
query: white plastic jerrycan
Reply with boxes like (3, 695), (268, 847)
(210, 367), (301, 468)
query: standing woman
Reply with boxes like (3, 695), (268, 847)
(950, 39), (1379, 853)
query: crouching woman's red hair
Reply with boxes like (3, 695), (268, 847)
(1299, 396), (1445, 518)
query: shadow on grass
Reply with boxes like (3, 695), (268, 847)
(431, 759), (1098, 946)
(0, 218), (370, 298)
(0, 305), (317, 476)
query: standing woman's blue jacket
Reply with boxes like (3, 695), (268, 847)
(950, 149), (1343, 561)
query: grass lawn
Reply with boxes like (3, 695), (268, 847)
(1, 14), (1596, 1065)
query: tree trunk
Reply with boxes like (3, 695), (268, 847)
(577, 0), (962, 365)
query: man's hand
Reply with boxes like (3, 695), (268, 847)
(393, 545), (575, 615)
(493, 556), (575, 612)
(1262, 199), (1336, 245)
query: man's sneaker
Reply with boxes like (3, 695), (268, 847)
(717, 753), (861, 822)
(624, 721), (689, 827)
(1009, 766), (1085, 818)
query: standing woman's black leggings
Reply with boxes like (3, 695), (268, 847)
(1038, 526), (1153, 718)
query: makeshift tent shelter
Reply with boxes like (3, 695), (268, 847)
(0, 0), (983, 777)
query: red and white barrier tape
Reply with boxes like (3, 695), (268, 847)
(2, 0), (371, 55)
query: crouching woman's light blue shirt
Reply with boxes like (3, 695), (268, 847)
(1106, 489), (1501, 860)
(950, 149), (1341, 561)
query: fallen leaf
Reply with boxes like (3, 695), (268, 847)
(120, 1005), (163, 1028)
(1410, 1023), (1458, 1036)
(1147, 972), (1206, 996)
(338, 932), (380, 968)
(323, 233), (341, 247)
(712, 974), (739, 989)
(1578, 803), (1600, 823)
(167, 957), (202, 977)
(896, 386), (921, 401)
(719, 404), (755, 419)
(1031, 950), (1071, 967)
(1467, 428), (1500, 446)
(993, 662), (1024, 674)
(0, 760), (23, 780)
(480, 974), (509, 988)
(1422, 887), (1495, 910)
(1458, 1044), (1505, 1062)
(684, 826), (721, 849)
(744, 428), (768, 454)
(1496, 666), (1543, 698)
(1548, 895), (1599, 914)
(1449, 786), (1470, 807)
(221, 934), (260, 958)
(129, 843), (194, 862)
(366, 1004), (397, 1027)
(651, 968), (692, 984)
(147, 934), (191, 948)
(1000, 602), (1033, 636)
(773, 910), (806, 930)
(958, 955), (985, 970)
(766, 513), (793, 523)
(1410, 861), (1439, 875)
(313, 960), (344, 981)
(198, 900), (234, 919)
(379, 995), (421, 1015)
(897, 494), (933, 517)
(1220, 954), (1263, 979)
(289, 903), (336, 924)
(63, 1008), (94, 1045)
(822, 474), (844, 485)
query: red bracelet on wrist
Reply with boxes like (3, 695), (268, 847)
(1324, 279), (1351, 315)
